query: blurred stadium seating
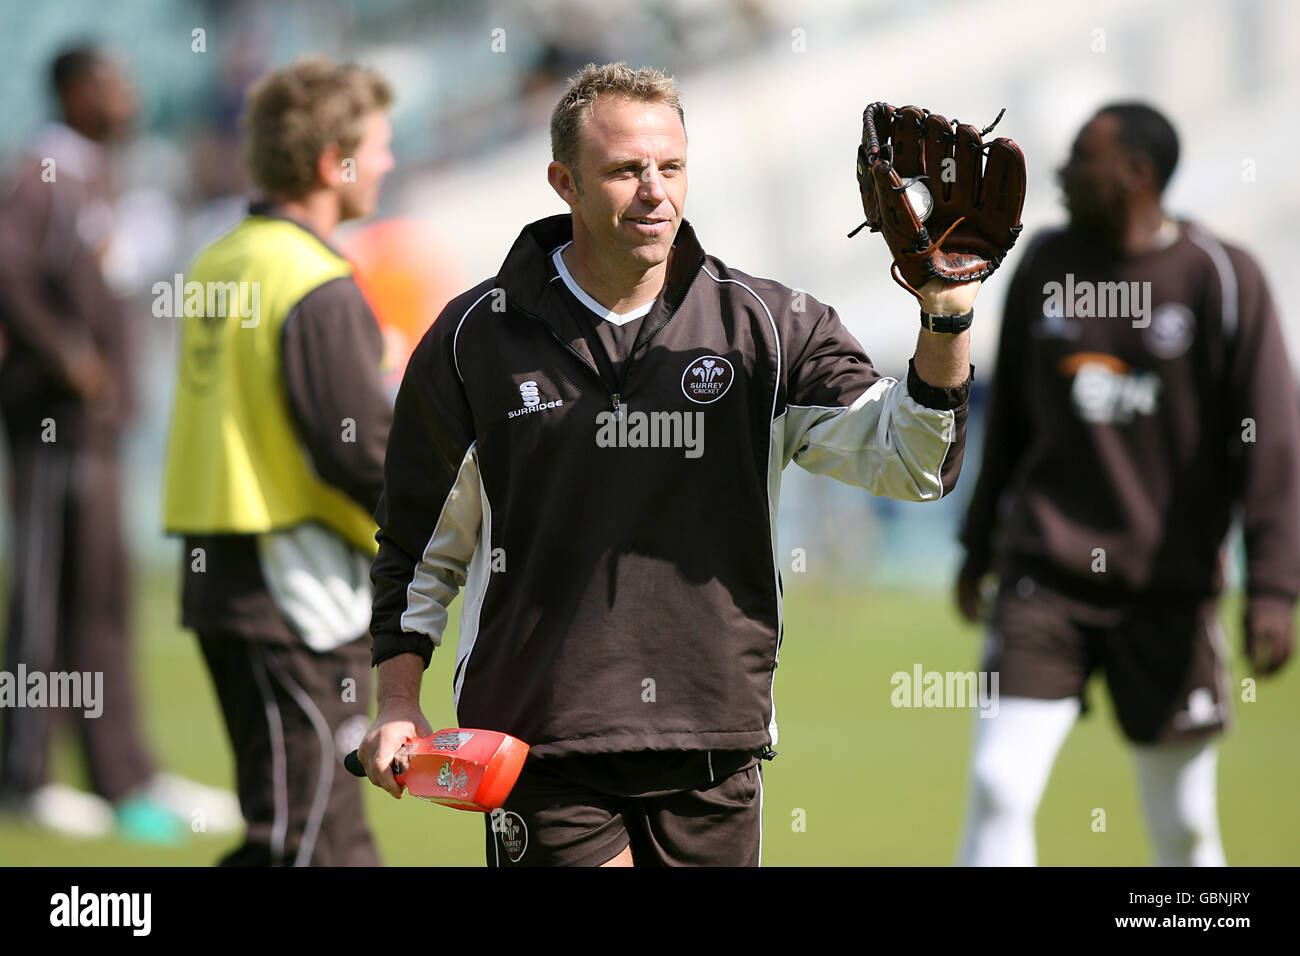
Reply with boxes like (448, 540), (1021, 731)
(0, 0), (1295, 592)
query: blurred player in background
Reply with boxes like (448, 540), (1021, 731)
(162, 58), (395, 865)
(955, 103), (1300, 865)
(0, 43), (238, 842)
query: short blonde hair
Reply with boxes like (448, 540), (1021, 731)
(243, 57), (393, 197)
(550, 62), (685, 184)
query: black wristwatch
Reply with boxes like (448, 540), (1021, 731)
(920, 308), (974, 334)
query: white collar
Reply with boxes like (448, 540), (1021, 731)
(1154, 216), (1180, 250)
(30, 121), (105, 181)
(551, 242), (654, 326)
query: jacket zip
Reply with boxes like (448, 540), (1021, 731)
(516, 254), (708, 414)
(615, 256), (706, 407)
(535, 319), (607, 400)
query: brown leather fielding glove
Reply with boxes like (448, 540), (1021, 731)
(1245, 595), (1294, 676)
(852, 102), (1027, 301)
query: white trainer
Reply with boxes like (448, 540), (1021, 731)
(142, 772), (244, 835)
(24, 783), (116, 838)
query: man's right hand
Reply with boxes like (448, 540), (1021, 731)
(62, 348), (113, 405)
(955, 557), (991, 625)
(1244, 596), (1295, 677)
(357, 698), (434, 798)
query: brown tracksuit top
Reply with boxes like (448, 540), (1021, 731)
(371, 213), (973, 759)
(0, 124), (132, 436)
(960, 221), (1300, 603)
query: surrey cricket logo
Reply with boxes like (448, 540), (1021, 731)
(681, 355), (734, 403)
(495, 810), (528, 863)
(1143, 303), (1195, 359)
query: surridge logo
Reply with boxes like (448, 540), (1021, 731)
(681, 355), (734, 403)
(508, 380), (563, 419)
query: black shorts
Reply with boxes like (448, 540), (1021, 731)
(985, 572), (1232, 744)
(483, 749), (764, 866)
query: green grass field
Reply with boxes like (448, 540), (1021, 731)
(1, 569), (1296, 865)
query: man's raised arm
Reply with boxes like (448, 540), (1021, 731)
(779, 282), (974, 502)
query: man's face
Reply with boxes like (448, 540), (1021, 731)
(67, 57), (138, 142)
(558, 96), (687, 268)
(1057, 112), (1138, 235)
(336, 111), (394, 222)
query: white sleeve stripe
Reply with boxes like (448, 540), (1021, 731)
(788, 401), (864, 412)
(453, 288), (498, 385)
(701, 266), (781, 423)
(702, 264), (784, 760)
(1187, 226), (1239, 341)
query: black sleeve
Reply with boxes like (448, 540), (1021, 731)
(370, 288), (483, 669)
(781, 296), (969, 500)
(280, 276), (392, 515)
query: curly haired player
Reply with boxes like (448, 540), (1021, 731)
(163, 58), (396, 866)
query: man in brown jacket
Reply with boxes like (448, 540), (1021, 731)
(0, 45), (238, 842)
(955, 102), (1300, 866)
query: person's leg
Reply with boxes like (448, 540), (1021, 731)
(258, 638), (379, 866)
(197, 634), (378, 867)
(956, 573), (1092, 866)
(0, 435), (119, 835)
(1132, 737), (1225, 866)
(0, 437), (70, 798)
(599, 845), (634, 866)
(197, 633), (291, 865)
(64, 442), (156, 800)
(482, 757), (631, 867)
(1108, 598), (1230, 867)
(956, 696), (1080, 866)
(630, 762), (762, 866)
